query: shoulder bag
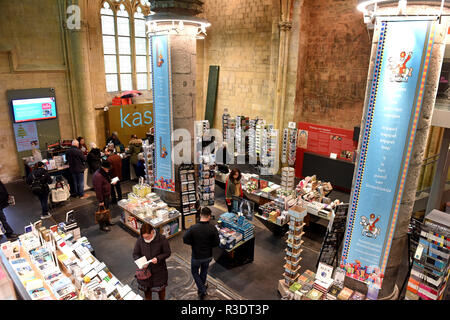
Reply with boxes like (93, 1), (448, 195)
(95, 205), (111, 224)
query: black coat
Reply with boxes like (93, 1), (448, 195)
(26, 167), (53, 194)
(65, 146), (86, 174)
(0, 180), (9, 209)
(132, 232), (171, 290)
(87, 148), (101, 174)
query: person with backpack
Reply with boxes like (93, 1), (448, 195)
(26, 162), (53, 219)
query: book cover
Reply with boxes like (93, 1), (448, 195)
(337, 287), (354, 300)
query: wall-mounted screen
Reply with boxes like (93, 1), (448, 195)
(11, 97), (57, 123)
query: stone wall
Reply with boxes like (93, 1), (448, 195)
(0, 0), (74, 182)
(197, 0), (280, 129)
(294, 0), (371, 130)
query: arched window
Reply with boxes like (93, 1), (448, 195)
(100, 1), (152, 93)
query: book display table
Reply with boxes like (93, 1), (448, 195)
(214, 212), (256, 269)
(254, 213), (289, 236)
(120, 206), (182, 240)
(213, 236), (255, 269)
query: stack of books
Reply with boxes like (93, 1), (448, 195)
(283, 206), (307, 287)
(326, 285), (342, 300)
(304, 288), (323, 300)
(219, 213), (255, 245)
(406, 209), (449, 300)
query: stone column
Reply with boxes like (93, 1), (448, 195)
(153, 30), (197, 208)
(346, 5), (449, 299)
(65, 0), (97, 144)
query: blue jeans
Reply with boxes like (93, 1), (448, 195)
(191, 257), (212, 295)
(38, 192), (49, 216)
(72, 172), (84, 197)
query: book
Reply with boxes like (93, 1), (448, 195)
(337, 287), (354, 300)
(305, 288), (323, 300)
(327, 285), (341, 300)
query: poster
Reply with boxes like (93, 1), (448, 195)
(297, 122), (355, 161)
(340, 20), (436, 288)
(150, 35), (175, 192)
(13, 121), (39, 152)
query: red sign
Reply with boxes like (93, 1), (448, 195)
(42, 103), (52, 110)
(295, 122), (357, 177)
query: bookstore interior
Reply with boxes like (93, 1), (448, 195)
(0, 0), (450, 302)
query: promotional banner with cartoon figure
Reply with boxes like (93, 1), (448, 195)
(150, 35), (175, 192)
(340, 20), (436, 288)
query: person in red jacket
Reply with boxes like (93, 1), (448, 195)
(92, 160), (115, 232)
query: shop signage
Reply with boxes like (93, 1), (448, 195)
(150, 34), (175, 192)
(340, 20), (436, 288)
(13, 121), (39, 152)
(106, 103), (153, 142)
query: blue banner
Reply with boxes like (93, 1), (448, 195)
(150, 35), (175, 192)
(341, 20), (435, 287)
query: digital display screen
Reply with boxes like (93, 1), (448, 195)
(11, 97), (57, 123)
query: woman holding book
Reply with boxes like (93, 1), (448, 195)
(133, 223), (171, 300)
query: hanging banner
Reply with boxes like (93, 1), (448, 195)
(340, 20), (436, 288)
(13, 121), (39, 152)
(150, 35), (175, 192)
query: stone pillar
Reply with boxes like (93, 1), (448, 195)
(346, 5), (449, 299)
(154, 30), (197, 208)
(66, 0), (97, 144)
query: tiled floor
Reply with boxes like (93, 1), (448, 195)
(3, 173), (429, 300)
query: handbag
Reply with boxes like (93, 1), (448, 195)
(135, 264), (152, 281)
(95, 205), (111, 224)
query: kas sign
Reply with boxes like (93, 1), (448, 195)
(106, 103), (154, 140)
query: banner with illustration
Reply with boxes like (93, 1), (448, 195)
(340, 20), (436, 288)
(150, 35), (175, 192)
(13, 121), (39, 152)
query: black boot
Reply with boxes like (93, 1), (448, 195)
(99, 222), (110, 232)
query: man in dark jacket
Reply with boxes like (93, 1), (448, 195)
(183, 207), (220, 299)
(87, 143), (101, 174)
(65, 140), (87, 198)
(26, 162), (53, 219)
(92, 160), (115, 232)
(0, 176), (18, 240)
(104, 147), (122, 204)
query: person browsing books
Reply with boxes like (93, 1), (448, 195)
(225, 168), (243, 212)
(92, 160), (116, 232)
(183, 207), (220, 300)
(133, 223), (171, 300)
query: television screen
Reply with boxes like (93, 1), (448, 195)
(11, 97), (57, 123)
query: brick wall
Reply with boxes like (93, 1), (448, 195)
(294, 0), (371, 130)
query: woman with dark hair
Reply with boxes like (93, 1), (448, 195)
(77, 137), (88, 155)
(225, 168), (243, 212)
(133, 223), (171, 300)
